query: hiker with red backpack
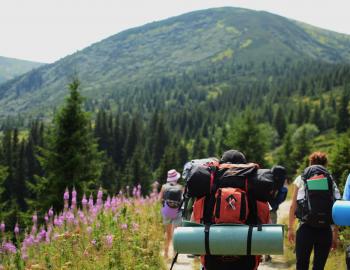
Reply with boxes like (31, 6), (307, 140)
(189, 150), (271, 270)
(288, 151), (341, 270)
(159, 169), (183, 259)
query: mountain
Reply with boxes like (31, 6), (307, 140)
(1, 7), (350, 118)
(0, 56), (44, 84)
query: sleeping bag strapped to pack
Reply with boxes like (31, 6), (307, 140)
(296, 165), (335, 228)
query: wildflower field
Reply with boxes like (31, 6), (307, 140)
(0, 186), (166, 270)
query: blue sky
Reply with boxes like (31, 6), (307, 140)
(0, 0), (349, 63)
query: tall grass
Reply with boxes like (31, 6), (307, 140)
(0, 187), (166, 270)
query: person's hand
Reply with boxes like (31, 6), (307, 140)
(288, 228), (295, 244)
(331, 230), (339, 251)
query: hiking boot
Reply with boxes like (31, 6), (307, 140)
(264, 255), (272, 262)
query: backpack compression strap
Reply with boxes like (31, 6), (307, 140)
(169, 252), (179, 270)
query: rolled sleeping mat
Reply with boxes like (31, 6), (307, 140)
(173, 224), (284, 255)
(332, 200), (350, 226)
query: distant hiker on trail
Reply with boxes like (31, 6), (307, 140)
(264, 165), (288, 262)
(159, 169), (183, 259)
(288, 151), (341, 270)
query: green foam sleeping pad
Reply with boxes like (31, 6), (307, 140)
(173, 222), (284, 255)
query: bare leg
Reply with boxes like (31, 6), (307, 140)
(164, 224), (172, 258)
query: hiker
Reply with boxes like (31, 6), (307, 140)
(159, 169), (183, 259)
(264, 165), (288, 262)
(288, 151), (341, 270)
(197, 149), (268, 270)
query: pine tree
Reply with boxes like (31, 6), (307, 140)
(336, 86), (350, 133)
(38, 78), (104, 211)
(273, 106), (287, 138)
(329, 132), (350, 188)
(225, 111), (267, 166)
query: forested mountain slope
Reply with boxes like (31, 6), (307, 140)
(1, 7), (350, 118)
(0, 56), (44, 84)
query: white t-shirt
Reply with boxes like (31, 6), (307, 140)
(293, 175), (341, 200)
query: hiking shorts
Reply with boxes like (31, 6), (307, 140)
(162, 212), (182, 226)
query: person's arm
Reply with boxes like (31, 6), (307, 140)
(158, 186), (165, 202)
(288, 184), (298, 244)
(331, 225), (339, 251)
(343, 174), (350, 200)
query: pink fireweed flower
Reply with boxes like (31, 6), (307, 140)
(88, 194), (94, 209)
(31, 224), (37, 234)
(2, 242), (16, 254)
(45, 230), (51, 243)
(132, 187), (137, 197)
(0, 221), (5, 232)
(64, 188), (69, 201)
(21, 247), (28, 260)
(82, 194), (87, 207)
(14, 223), (19, 235)
(32, 212), (38, 224)
(44, 214), (49, 223)
(97, 187), (103, 200)
(91, 239), (96, 246)
(121, 223), (128, 230)
(25, 234), (35, 246)
(105, 234), (113, 247)
(48, 207), (54, 218)
(72, 187), (77, 198)
(66, 211), (75, 224)
(104, 196), (111, 211)
(39, 229), (46, 242)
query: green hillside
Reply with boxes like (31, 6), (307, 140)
(0, 56), (44, 84)
(1, 7), (350, 118)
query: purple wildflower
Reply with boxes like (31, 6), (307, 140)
(48, 207), (54, 217)
(121, 223), (128, 230)
(14, 223), (19, 235)
(82, 194), (87, 207)
(105, 234), (113, 247)
(64, 188), (69, 201)
(32, 212), (38, 224)
(0, 221), (5, 233)
(2, 242), (16, 254)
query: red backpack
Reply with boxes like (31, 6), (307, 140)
(189, 163), (270, 270)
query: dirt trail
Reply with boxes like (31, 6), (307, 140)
(258, 200), (291, 270)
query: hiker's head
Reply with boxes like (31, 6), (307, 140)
(308, 151), (328, 166)
(167, 169), (181, 182)
(220, 149), (247, 164)
(271, 165), (287, 182)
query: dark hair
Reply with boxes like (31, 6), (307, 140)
(220, 150), (247, 164)
(271, 165), (287, 182)
(308, 151), (328, 166)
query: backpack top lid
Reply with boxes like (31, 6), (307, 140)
(302, 164), (330, 181)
